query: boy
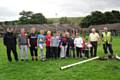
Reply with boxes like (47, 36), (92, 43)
(66, 32), (71, 58)
(38, 30), (45, 61)
(69, 33), (76, 58)
(28, 27), (38, 61)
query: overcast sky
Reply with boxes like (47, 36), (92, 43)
(0, 0), (120, 21)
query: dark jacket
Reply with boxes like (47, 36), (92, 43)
(68, 37), (74, 48)
(3, 32), (17, 46)
(60, 37), (68, 46)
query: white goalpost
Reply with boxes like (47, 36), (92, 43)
(116, 54), (120, 60)
(60, 56), (99, 70)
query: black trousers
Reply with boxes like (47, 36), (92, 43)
(6, 45), (18, 62)
(103, 42), (113, 55)
(76, 47), (82, 58)
(90, 41), (98, 57)
(30, 46), (38, 57)
(51, 47), (58, 59)
(58, 47), (61, 58)
(46, 46), (51, 59)
(66, 46), (70, 57)
(84, 49), (89, 58)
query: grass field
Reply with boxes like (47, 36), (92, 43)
(0, 37), (120, 80)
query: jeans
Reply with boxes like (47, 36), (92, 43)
(103, 42), (113, 55)
(39, 44), (45, 60)
(20, 45), (28, 60)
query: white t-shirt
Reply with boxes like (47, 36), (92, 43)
(89, 33), (100, 42)
(74, 37), (83, 48)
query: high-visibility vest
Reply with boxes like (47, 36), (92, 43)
(102, 32), (112, 43)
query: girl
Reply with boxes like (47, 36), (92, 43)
(60, 32), (68, 58)
(74, 33), (83, 58)
(45, 31), (52, 59)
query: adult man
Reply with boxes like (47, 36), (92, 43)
(102, 27), (113, 57)
(89, 28), (100, 57)
(3, 28), (18, 62)
(18, 28), (28, 61)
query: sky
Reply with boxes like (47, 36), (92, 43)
(0, 0), (120, 21)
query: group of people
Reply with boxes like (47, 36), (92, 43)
(3, 27), (114, 62)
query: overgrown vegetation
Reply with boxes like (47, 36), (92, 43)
(80, 10), (120, 28)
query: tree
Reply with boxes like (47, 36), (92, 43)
(19, 11), (47, 24)
(30, 13), (47, 24)
(80, 15), (92, 28)
(19, 10), (33, 24)
(90, 11), (105, 24)
(80, 10), (120, 28)
(111, 10), (120, 22)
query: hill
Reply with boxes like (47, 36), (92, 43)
(48, 17), (84, 25)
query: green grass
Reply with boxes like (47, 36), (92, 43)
(0, 37), (120, 80)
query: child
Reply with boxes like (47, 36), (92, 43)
(18, 28), (28, 61)
(66, 32), (71, 58)
(45, 31), (52, 59)
(38, 30), (45, 61)
(56, 31), (61, 58)
(74, 33), (83, 58)
(60, 32), (68, 58)
(69, 33), (76, 58)
(28, 27), (38, 61)
(50, 32), (59, 59)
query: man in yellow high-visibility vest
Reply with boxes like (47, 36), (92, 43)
(102, 27), (113, 56)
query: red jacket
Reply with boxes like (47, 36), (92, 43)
(46, 35), (52, 47)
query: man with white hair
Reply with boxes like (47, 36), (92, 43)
(89, 28), (100, 57)
(18, 28), (28, 61)
(102, 27), (113, 57)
